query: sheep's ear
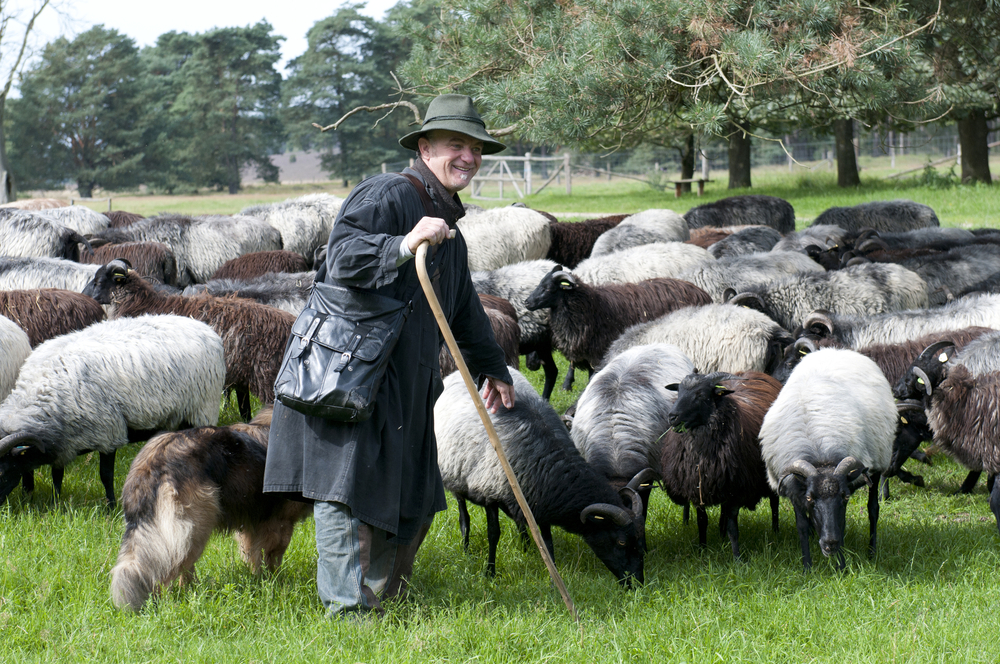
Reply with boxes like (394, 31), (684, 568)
(713, 385), (733, 398)
(722, 288), (736, 302)
(664, 383), (679, 392)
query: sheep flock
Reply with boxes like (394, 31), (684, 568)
(3, 192), (1000, 610)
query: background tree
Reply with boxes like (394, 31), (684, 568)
(0, 0), (52, 202)
(8, 25), (146, 197)
(160, 22), (284, 194)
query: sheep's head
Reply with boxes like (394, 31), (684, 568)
(0, 431), (47, 505)
(779, 457), (869, 566)
(798, 310), (836, 340)
(82, 259), (134, 304)
(892, 341), (955, 401)
(579, 471), (650, 587)
(524, 265), (577, 311)
(665, 371), (735, 432)
(772, 336), (831, 384)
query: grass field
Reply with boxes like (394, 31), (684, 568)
(4, 173), (1000, 661)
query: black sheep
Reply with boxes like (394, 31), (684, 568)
(683, 195), (795, 234)
(546, 215), (627, 268)
(661, 371), (782, 558)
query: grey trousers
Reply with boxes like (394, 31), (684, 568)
(314, 501), (431, 616)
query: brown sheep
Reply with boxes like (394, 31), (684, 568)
(0, 289), (105, 347)
(210, 250), (309, 281)
(80, 242), (179, 286)
(439, 293), (520, 376)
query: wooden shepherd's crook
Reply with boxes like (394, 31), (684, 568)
(415, 239), (580, 623)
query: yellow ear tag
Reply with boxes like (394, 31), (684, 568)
(593, 515), (604, 520)
(901, 416), (909, 424)
(939, 353), (948, 362)
(916, 377), (925, 385)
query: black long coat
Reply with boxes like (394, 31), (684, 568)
(263, 168), (511, 544)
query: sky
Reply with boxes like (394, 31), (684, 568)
(25, 0), (402, 73)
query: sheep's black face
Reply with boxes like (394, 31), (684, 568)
(82, 262), (130, 304)
(0, 449), (37, 504)
(524, 266), (574, 311)
(581, 524), (644, 588)
(889, 409), (931, 476)
(666, 373), (731, 431)
(805, 474), (851, 558)
(893, 352), (952, 401)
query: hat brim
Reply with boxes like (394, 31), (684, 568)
(399, 118), (506, 155)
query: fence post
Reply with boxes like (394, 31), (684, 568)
(957, 143), (962, 168)
(525, 152), (532, 196)
(889, 130), (895, 169)
(564, 153), (571, 195)
(381, 163), (387, 173)
(606, 160), (611, 181)
(701, 152), (709, 180)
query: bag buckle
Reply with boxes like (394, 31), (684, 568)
(292, 317), (323, 359)
(335, 326), (370, 372)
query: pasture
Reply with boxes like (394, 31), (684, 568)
(3, 176), (1000, 662)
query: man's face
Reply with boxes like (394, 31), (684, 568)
(417, 130), (483, 194)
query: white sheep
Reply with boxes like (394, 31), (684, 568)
(458, 206), (553, 271)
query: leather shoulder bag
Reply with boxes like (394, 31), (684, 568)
(273, 173), (437, 422)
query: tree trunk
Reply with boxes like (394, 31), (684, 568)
(679, 132), (695, 193)
(0, 99), (15, 203)
(727, 120), (751, 189)
(834, 118), (861, 188)
(77, 180), (93, 198)
(957, 109), (993, 185)
(227, 160), (241, 194)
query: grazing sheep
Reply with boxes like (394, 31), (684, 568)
(80, 242), (179, 286)
(435, 370), (647, 584)
(603, 304), (793, 376)
(210, 250), (309, 281)
(589, 209), (689, 257)
(759, 348), (895, 569)
(36, 205), (111, 235)
(679, 252), (824, 303)
(88, 214), (283, 286)
(525, 266), (712, 379)
(708, 226), (783, 258)
(104, 210), (146, 228)
(958, 270), (1000, 298)
(571, 344), (694, 506)
(771, 224), (846, 254)
(684, 195), (795, 233)
(0, 315), (226, 506)
(183, 271), (315, 316)
(687, 227), (736, 249)
(661, 371), (782, 557)
(440, 293), (520, 376)
(574, 242), (714, 286)
(0, 212), (91, 261)
(83, 260), (295, 422)
(240, 193), (343, 265)
(726, 262), (929, 330)
(0, 197), (65, 211)
(901, 244), (1000, 305)
(0, 257), (100, 291)
(797, 293), (1000, 349)
(0, 289), (105, 347)
(813, 199), (939, 233)
(471, 260), (560, 399)
(458, 206), (553, 271)
(547, 215), (626, 268)
(0, 315), (31, 402)
(110, 406), (313, 611)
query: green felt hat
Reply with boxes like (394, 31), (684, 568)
(399, 94), (506, 155)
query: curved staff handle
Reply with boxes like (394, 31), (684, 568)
(415, 240), (579, 624)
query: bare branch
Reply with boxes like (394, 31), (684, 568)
(313, 101), (423, 133)
(488, 123), (519, 138)
(1, 0), (52, 100)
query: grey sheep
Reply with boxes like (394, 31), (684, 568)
(679, 252), (824, 303)
(0, 315), (226, 506)
(771, 224), (847, 254)
(0, 315), (31, 403)
(183, 271), (315, 316)
(435, 369), (647, 585)
(36, 205), (111, 235)
(589, 209), (689, 257)
(240, 193), (343, 265)
(574, 242), (714, 285)
(0, 257), (100, 291)
(726, 262), (929, 330)
(813, 199), (939, 233)
(603, 304), (793, 376)
(759, 348), (896, 569)
(684, 195), (795, 234)
(0, 213), (91, 261)
(458, 206), (553, 271)
(708, 226), (782, 258)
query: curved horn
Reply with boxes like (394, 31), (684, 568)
(580, 503), (633, 527)
(619, 486), (644, 520)
(729, 292), (767, 312)
(793, 337), (818, 356)
(802, 311), (834, 337)
(626, 468), (658, 493)
(858, 238), (890, 253)
(855, 228), (879, 244)
(917, 340), (955, 363)
(0, 432), (40, 458)
(911, 366), (933, 396)
(70, 231), (93, 254)
(896, 399), (925, 413)
(835, 456), (865, 477)
(781, 459), (818, 481)
(845, 256), (871, 267)
(722, 287), (737, 302)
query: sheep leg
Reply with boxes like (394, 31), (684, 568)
(52, 465), (64, 500)
(21, 470), (34, 494)
(895, 468), (924, 487)
(910, 449), (931, 465)
(722, 502), (741, 560)
(793, 505), (813, 571)
(682, 502), (690, 525)
(517, 522), (531, 552)
(696, 506), (708, 548)
(536, 346), (558, 401)
(989, 474), (997, 494)
(958, 471), (982, 495)
(235, 386), (253, 423)
(485, 503), (501, 577)
(540, 523), (555, 562)
(990, 479), (1000, 537)
(456, 495), (471, 551)
(769, 493), (779, 532)
(867, 472), (881, 560)
(561, 363), (576, 392)
(879, 475), (890, 502)
(100, 451), (117, 508)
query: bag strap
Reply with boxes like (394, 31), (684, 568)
(401, 172), (437, 217)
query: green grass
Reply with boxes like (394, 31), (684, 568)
(6, 173), (1000, 661)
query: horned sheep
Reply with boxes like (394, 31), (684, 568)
(589, 209), (689, 257)
(684, 195), (795, 234)
(678, 252), (824, 303)
(458, 206), (553, 271)
(812, 199), (939, 233)
(0, 213), (91, 261)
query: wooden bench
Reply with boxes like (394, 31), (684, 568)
(665, 178), (713, 198)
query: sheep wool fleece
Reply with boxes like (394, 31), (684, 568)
(264, 166), (512, 548)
